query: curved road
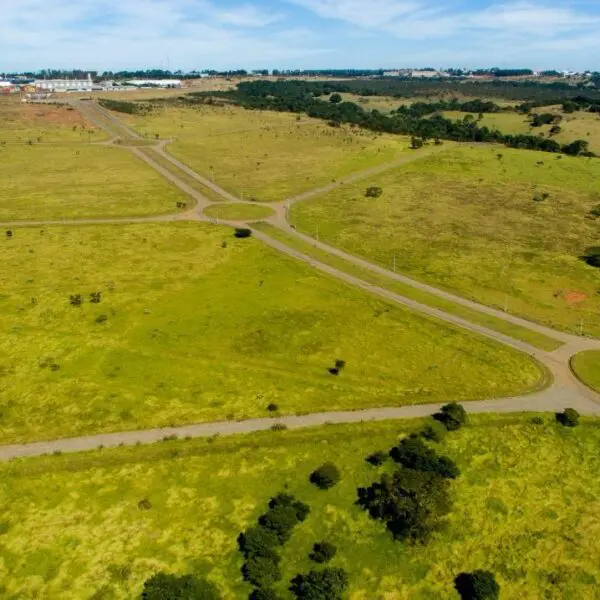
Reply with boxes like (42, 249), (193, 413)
(1, 100), (599, 461)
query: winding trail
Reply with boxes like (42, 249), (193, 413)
(1, 100), (599, 461)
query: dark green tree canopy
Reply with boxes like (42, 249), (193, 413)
(290, 568), (349, 600)
(454, 570), (500, 600)
(141, 573), (221, 600)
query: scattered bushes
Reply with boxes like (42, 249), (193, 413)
(357, 469), (452, 542)
(454, 570), (500, 600)
(309, 541), (337, 563)
(433, 402), (468, 431)
(141, 572), (221, 599)
(556, 408), (580, 427)
(290, 568), (349, 600)
(310, 463), (341, 489)
(240, 493), (309, 593)
(389, 436), (460, 479)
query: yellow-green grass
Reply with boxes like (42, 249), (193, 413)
(116, 104), (413, 202)
(546, 111), (600, 155)
(291, 144), (600, 337)
(441, 111), (534, 135)
(2, 414), (600, 598)
(142, 148), (227, 202)
(204, 203), (274, 220)
(571, 351), (600, 393)
(0, 144), (186, 220)
(253, 222), (562, 352)
(0, 223), (543, 444)
(0, 97), (107, 142)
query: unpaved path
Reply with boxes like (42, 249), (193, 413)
(0, 101), (598, 461)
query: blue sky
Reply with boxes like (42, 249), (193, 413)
(2, 0), (600, 72)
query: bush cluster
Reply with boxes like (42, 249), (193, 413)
(290, 568), (349, 600)
(389, 436), (460, 479)
(239, 494), (309, 593)
(556, 408), (580, 427)
(310, 463), (341, 489)
(433, 402), (468, 431)
(141, 572), (220, 599)
(454, 570), (500, 599)
(309, 541), (337, 564)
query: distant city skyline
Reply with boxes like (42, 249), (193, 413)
(2, 0), (600, 73)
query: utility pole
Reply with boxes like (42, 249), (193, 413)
(580, 318), (584, 336)
(504, 294), (508, 313)
(393, 255), (396, 273)
(316, 224), (319, 241)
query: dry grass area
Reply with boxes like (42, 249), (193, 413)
(115, 104), (413, 202)
(0, 96), (104, 142)
(291, 144), (600, 336)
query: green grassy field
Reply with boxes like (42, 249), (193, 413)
(0, 97), (106, 143)
(1, 414), (600, 599)
(252, 222), (562, 352)
(115, 105), (413, 202)
(441, 111), (534, 135)
(290, 144), (600, 337)
(571, 351), (600, 392)
(204, 204), (274, 220)
(0, 223), (543, 444)
(0, 144), (186, 220)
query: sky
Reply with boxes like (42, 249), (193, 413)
(2, 0), (600, 73)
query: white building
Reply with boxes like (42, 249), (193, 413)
(34, 74), (94, 92)
(125, 79), (182, 88)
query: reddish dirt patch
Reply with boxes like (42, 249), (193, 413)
(563, 290), (588, 305)
(19, 104), (89, 128)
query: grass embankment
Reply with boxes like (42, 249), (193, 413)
(117, 104), (413, 202)
(204, 204), (274, 221)
(571, 351), (600, 393)
(0, 144), (185, 220)
(253, 222), (562, 352)
(0, 223), (543, 443)
(0, 97), (106, 143)
(291, 144), (600, 337)
(1, 415), (600, 598)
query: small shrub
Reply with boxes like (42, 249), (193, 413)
(310, 463), (341, 489)
(309, 541), (337, 563)
(271, 423), (287, 431)
(89, 292), (102, 304)
(590, 205), (600, 218)
(366, 451), (388, 466)
(0, 521), (10, 535)
(95, 314), (108, 324)
(138, 498), (152, 510)
(235, 228), (252, 238)
(454, 570), (500, 600)
(141, 572), (221, 599)
(335, 359), (346, 371)
(242, 555), (282, 588)
(533, 192), (550, 202)
(249, 589), (283, 600)
(267, 403), (279, 412)
(433, 402), (468, 431)
(69, 294), (83, 307)
(420, 420), (448, 442)
(6, 230), (12, 239)
(389, 436), (460, 479)
(530, 416), (544, 425)
(268, 493), (310, 522)
(365, 186), (383, 198)
(290, 568), (348, 600)
(556, 408), (580, 427)
(238, 525), (280, 556)
(582, 246), (600, 268)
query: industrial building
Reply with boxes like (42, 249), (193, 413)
(125, 79), (183, 88)
(34, 74), (94, 92)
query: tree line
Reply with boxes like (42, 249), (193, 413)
(188, 81), (595, 157)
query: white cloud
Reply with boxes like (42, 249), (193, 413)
(289, 0), (421, 28)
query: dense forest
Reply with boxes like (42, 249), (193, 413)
(185, 80), (596, 157)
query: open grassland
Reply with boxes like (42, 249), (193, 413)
(0, 97), (106, 142)
(1, 415), (600, 598)
(0, 144), (185, 220)
(441, 111), (534, 134)
(204, 203), (274, 220)
(116, 104), (413, 201)
(542, 110), (600, 155)
(291, 144), (600, 336)
(0, 223), (543, 444)
(252, 222), (562, 352)
(571, 351), (600, 393)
